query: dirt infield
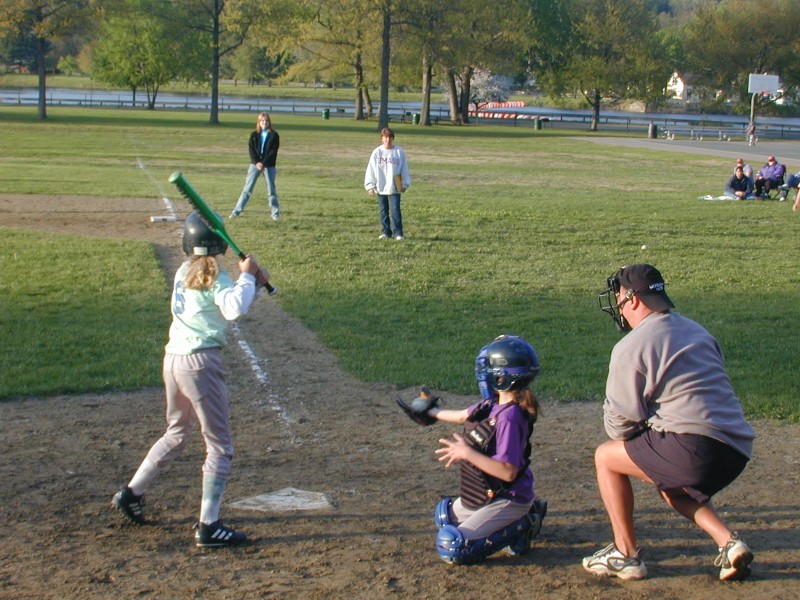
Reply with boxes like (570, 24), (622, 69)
(1, 194), (798, 599)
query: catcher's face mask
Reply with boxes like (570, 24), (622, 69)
(599, 274), (634, 332)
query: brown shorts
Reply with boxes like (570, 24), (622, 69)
(625, 429), (748, 504)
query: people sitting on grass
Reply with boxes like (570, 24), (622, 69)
(754, 155), (785, 198)
(733, 157), (753, 181)
(724, 165), (755, 200)
(777, 169), (800, 211)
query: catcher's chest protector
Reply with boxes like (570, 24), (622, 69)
(459, 404), (512, 509)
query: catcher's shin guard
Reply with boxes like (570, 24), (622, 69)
(435, 512), (535, 565)
(434, 497), (455, 529)
(506, 499), (548, 556)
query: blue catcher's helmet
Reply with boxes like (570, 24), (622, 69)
(476, 335), (540, 393)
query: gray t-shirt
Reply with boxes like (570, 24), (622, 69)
(604, 311), (754, 458)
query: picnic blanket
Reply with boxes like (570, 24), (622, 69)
(697, 194), (737, 201)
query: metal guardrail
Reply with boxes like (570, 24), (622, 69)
(0, 92), (453, 122)
(4, 91), (800, 140)
(474, 111), (800, 140)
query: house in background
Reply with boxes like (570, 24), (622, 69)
(667, 70), (795, 108)
(666, 71), (703, 103)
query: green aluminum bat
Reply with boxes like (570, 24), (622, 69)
(169, 171), (277, 295)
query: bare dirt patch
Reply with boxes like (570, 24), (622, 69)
(1, 194), (798, 599)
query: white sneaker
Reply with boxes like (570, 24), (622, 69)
(395, 235), (404, 241)
(378, 234), (389, 240)
(715, 533), (753, 581)
(582, 543), (647, 580)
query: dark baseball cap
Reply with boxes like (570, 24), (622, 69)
(616, 264), (675, 312)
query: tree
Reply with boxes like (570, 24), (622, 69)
(520, 0), (575, 94)
(399, 0), (461, 126)
(0, 0), (92, 119)
(439, 0), (529, 124)
(288, 0), (382, 120)
(0, 27), (37, 71)
(166, 0), (292, 125)
(92, 0), (200, 108)
(376, 0), (392, 129)
(229, 38), (291, 86)
(469, 70), (512, 107)
(544, 0), (670, 131)
(56, 53), (79, 74)
(682, 0), (800, 111)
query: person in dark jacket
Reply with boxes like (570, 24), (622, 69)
(230, 112), (281, 220)
(723, 165), (754, 200)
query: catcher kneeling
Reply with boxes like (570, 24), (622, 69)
(398, 335), (547, 564)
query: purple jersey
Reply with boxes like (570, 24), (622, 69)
(467, 401), (536, 503)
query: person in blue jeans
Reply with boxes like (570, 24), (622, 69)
(364, 127), (410, 240)
(778, 169), (800, 210)
(231, 112), (280, 220)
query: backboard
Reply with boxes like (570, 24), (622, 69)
(748, 74), (780, 94)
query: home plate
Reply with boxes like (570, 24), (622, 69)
(228, 487), (333, 513)
(150, 215), (178, 222)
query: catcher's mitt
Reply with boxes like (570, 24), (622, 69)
(397, 386), (441, 426)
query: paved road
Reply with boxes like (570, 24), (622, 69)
(582, 136), (800, 169)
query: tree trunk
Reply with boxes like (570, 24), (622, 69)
(145, 83), (160, 110)
(377, 4), (392, 130)
(36, 36), (47, 120)
(590, 89), (600, 132)
(445, 69), (460, 123)
(362, 87), (373, 119)
(209, 7), (221, 125)
(459, 66), (473, 124)
(420, 53), (432, 126)
(354, 55), (365, 120)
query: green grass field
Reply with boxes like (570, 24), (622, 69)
(1, 106), (797, 420)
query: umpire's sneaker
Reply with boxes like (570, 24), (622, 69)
(582, 543), (647, 580)
(715, 532), (753, 581)
(194, 520), (247, 547)
(112, 486), (146, 525)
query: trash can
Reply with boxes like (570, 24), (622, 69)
(322, 108), (330, 120)
(534, 117), (542, 131)
(648, 123), (657, 139)
(412, 113), (420, 125)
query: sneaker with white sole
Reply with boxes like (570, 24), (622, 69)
(582, 543), (647, 580)
(715, 533), (753, 581)
(112, 486), (146, 525)
(194, 520), (247, 547)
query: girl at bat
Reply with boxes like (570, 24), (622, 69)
(424, 335), (548, 564)
(112, 212), (270, 547)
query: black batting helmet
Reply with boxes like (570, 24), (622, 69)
(181, 211), (227, 256)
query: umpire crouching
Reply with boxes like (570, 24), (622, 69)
(583, 264), (755, 581)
